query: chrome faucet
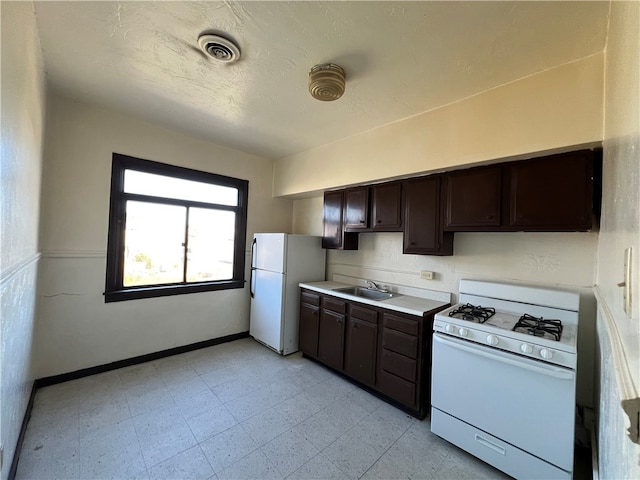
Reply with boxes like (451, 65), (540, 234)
(366, 280), (386, 292)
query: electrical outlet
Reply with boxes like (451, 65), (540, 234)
(420, 270), (434, 280)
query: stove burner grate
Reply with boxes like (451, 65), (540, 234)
(448, 303), (496, 323)
(513, 314), (563, 341)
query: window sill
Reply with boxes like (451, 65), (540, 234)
(104, 280), (245, 303)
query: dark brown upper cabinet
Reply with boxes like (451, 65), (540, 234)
(442, 149), (598, 232)
(506, 150), (595, 231)
(322, 190), (358, 250)
(321, 147), (600, 253)
(402, 176), (454, 256)
(344, 187), (369, 230)
(444, 166), (502, 230)
(371, 181), (402, 231)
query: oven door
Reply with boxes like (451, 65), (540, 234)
(431, 333), (575, 475)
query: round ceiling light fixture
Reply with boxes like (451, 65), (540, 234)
(197, 33), (241, 63)
(308, 63), (346, 101)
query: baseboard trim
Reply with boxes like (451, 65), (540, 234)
(8, 382), (37, 480)
(35, 331), (250, 388)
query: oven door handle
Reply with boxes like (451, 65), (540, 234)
(433, 333), (574, 380)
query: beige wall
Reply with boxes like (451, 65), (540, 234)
(276, 54), (603, 197)
(35, 94), (292, 377)
(0, 3), (46, 479)
(596, 0), (640, 477)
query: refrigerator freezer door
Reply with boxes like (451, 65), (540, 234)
(252, 233), (286, 273)
(249, 268), (286, 352)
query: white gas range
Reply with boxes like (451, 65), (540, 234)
(431, 279), (580, 480)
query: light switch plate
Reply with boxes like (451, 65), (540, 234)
(623, 247), (632, 317)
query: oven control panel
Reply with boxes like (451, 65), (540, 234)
(433, 318), (576, 369)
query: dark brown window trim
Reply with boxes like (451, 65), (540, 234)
(104, 153), (248, 303)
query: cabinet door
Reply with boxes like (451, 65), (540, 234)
(444, 166), (501, 230)
(299, 302), (320, 357)
(344, 306), (378, 386)
(402, 176), (453, 255)
(318, 309), (346, 370)
(322, 190), (358, 250)
(372, 181), (402, 231)
(344, 187), (369, 229)
(507, 150), (593, 230)
(322, 190), (345, 249)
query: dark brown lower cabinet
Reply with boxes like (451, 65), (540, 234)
(318, 300), (346, 371)
(299, 304), (320, 358)
(377, 312), (424, 412)
(344, 305), (378, 386)
(299, 288), (448, 418)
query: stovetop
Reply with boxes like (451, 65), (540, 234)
(434, 303), (578, 369)
(433, 280), (580, 368)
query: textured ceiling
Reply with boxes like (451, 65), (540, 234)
(33, 1), (609, 159)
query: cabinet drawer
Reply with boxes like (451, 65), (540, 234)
(382, 327), (418, 358)
(301, 291), (320, 306)
(350, 304), (378, 324)
(383, 313), (419, 335)
(323, 296), (346, 314)
(381, 349), (417, 382)
(377, 370), (416, 408)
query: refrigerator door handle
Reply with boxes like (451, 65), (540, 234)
(250, 238), (257, 298)
(251, 237), (257, 269)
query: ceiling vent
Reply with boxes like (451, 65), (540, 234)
(197, 34), (241, 63)
(309, 63), (346, 101)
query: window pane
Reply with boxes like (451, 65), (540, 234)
(186, 208), (235, 282)
(123, 201), (186, 286)
(124, 170), (238, 206)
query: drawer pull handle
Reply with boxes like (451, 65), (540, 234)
(475, 434), (505, 456)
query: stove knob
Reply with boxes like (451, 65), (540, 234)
(540, 348), (553, 360)
(520, 343), (533, 354)
(458, 327), (469, 337)
(445, 324), (455, 333)
(486, 334), (499, 346)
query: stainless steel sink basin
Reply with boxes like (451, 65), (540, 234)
(333, 286), (396, 301)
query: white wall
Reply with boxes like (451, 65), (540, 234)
(596, 0), (640, 477)
(0, 3), (46, 479)
(34, 94), (293, 378)
(276, 54), (603, 197)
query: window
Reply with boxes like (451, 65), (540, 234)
(105, 153), (248, 302)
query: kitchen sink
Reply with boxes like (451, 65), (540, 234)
(333, 286), (397, 300)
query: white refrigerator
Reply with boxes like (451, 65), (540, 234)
(249, 233), (326, 355)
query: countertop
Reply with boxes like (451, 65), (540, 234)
(299, 281), (451, 316)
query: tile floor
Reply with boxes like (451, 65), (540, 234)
(16, 338), (510, 479)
